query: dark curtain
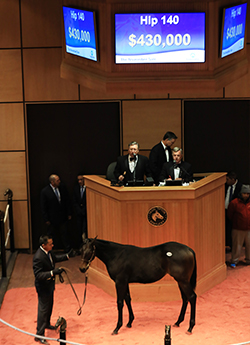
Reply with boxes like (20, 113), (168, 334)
(27, 102), (120, 250)
(184, 100), (250, 183)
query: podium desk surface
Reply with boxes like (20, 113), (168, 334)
(84, 173), (226, 201)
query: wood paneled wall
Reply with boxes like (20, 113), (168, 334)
(0, 104), (25, 150)
(122, 100), (182, 150)
(0, 0), (249, 249)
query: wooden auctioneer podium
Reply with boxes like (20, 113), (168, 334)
(84, 173), (227, 302)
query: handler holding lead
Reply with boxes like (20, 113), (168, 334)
(33, 235), (74, 344)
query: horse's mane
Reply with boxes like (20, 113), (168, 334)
(90, 238), (170, 251)
(92, 238), (130, 249)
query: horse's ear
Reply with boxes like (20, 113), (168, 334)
(82, 233), (86, 242)
(92, 235), (98, 244)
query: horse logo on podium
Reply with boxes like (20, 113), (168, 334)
(147, 206), (167, 226)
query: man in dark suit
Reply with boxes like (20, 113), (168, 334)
(73, 174), (88, 244)
(159, 147), (193, 183)
(149, 131), (177, 185)
(114, 141), (153, 185)
(33, 235), (72, 344)
(41, 174), (72, 252)
(225, 171), (242, 251)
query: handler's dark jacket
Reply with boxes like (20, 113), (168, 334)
(33, 247), (68, 296)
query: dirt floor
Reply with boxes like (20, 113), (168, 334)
(0, 252), (250, 345)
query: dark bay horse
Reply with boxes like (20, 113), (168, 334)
(79, 238), (197, 335)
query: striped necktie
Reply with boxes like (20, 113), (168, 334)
(54, 188), (60, 202)
(229, 186), (233, 202)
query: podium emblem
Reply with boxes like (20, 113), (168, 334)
(147, 206), (167, 226)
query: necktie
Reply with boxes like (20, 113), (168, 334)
(54, 188), (60, 202)
(80, 187), (84, 198)
(48, 252), (54, 267)
(48, 252), (52, 262)
(229, 186), (233, 202)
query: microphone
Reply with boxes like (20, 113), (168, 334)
(179, 165), (191, 182)
(133, 167), (136, 182)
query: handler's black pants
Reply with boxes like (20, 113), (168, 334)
(36, 293), (54, 335)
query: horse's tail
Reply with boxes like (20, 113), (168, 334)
(190, 250), (197, 290)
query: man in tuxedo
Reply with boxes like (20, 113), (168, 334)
(159, 147), (193, 183)
(41, 174), (72, 252)
(114, 141), (153, 185)
(33, 235), (73, 344)
(72, 174), (88, 244)
(149, 131), (177, 185)
(225, 171), (242, 251)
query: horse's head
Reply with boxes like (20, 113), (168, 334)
(152, 209), (164, 221)
(79, 236), (97, 273)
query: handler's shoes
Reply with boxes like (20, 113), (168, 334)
(34, 337), (49, 344)
(46, 325), (56, 330)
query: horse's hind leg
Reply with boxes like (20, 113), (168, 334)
(187, 290), (196, 334)
(176, 282), (197, 334)
(174, 286), (188, 328)
(124, 285), (134, 328)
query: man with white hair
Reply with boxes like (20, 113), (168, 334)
(159, 147), (193, 184)
(41, 174), (72, 252)
(114, 141), (152, 185)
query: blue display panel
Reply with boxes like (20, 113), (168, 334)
(63, 6), (98, 61)
(115, 13), (205, 64)
(221, 3), (247, 58)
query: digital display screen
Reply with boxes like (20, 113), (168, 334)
(63, 6), (98, 61)
(115, 13), (205, 64)
(221, 3), (247, 58)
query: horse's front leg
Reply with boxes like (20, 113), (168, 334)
(112, 281), (127, 335)
(124, 285), (134, 328)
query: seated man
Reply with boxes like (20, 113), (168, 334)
(159, 147), (193, 184)
(114, 141), (153, 185)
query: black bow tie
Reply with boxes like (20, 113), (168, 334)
(130, 156), (136, 161)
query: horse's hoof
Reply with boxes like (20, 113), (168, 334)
(173, 323), (180, 328)
(186, 330), (192, 335)
(112, 330), (118, 335)
(126, 324), (132, 328)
